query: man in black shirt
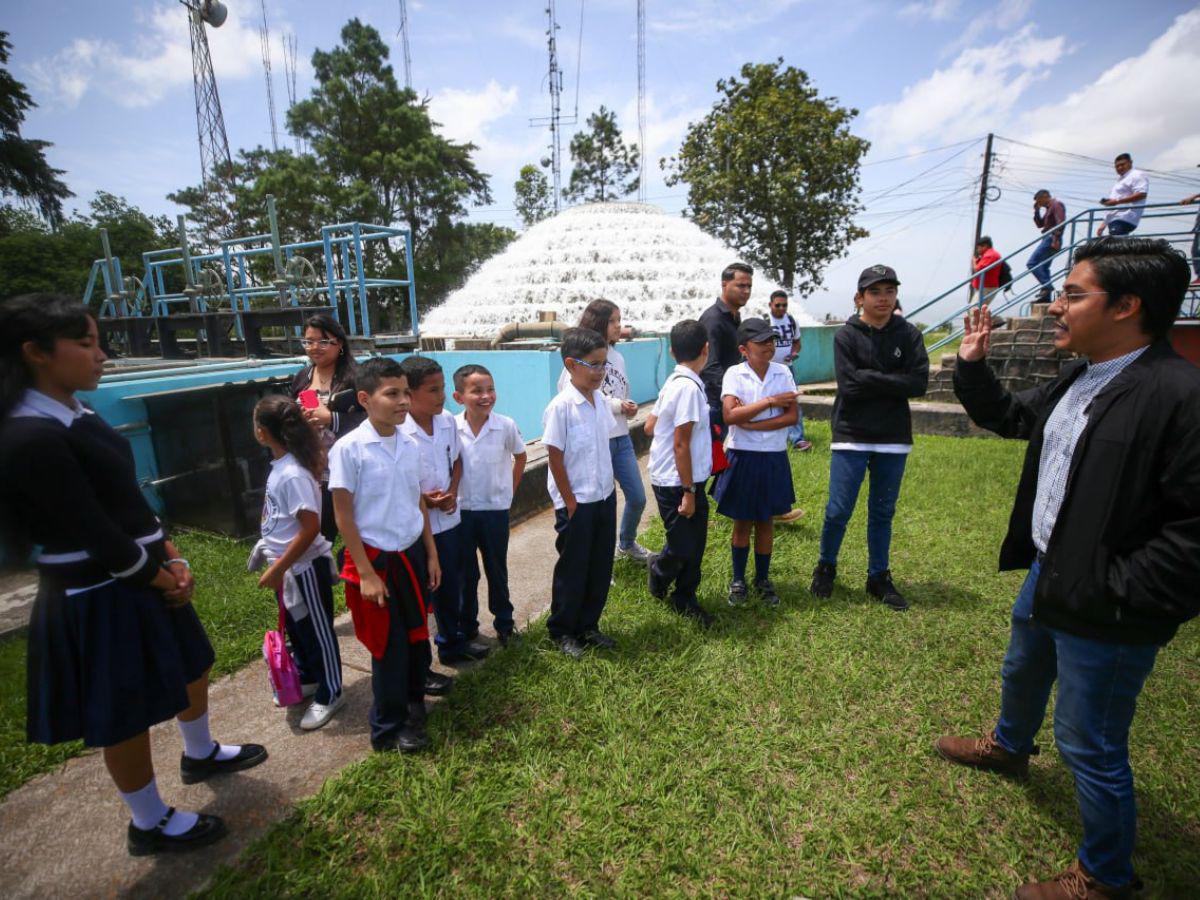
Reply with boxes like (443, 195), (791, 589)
(699, 262), (753, 416)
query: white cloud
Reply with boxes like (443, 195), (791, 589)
(648, 0), (806, 37)
(27, 2), (267, 110)
(616, 93), (706, 162)
(945, 0), (1031, 55)
(428, 80), (521, 145)
(863, 25), (1067, 151)
(900, 0), (959, 22)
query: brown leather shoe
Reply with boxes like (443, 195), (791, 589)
(934, 731), (1037, 779)
(1014, 859), (1137, 899)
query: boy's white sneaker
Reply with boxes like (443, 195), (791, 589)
(300, 694), (345, 731)
(615, 542), (652, 564)
(274, 682), (318, 708)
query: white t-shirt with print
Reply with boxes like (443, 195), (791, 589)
(261, 453), (333, 562)
(768, 313), (799, 365)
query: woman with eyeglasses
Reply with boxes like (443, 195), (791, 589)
(287, 314), (364, 541)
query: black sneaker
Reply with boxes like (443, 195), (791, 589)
(127, 808), (227, 857)
(673, 599), (714, 628)
(555, 634), (587, 659)
(179, 742), (268, 785)
(754, 579), (781, 607)
(424, 671), (455, 696)
(497, 630), (521, 648)
(866, 570), (909, 611)
(579, 629), (617, 649)
(439, 640), (492, 665)
(809, 562), (836, 599)
(647, 556), (670, 600)
(394, 725), (431, 753)
(727, 579), (749, 607)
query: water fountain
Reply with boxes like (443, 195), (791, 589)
(422, 202), (817, 337)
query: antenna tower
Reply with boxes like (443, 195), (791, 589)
(183, 1), (233, 207)
(280, 32), (302, 153)
(637, 0), (646, 202)
(397, 0), (413, 90)
(530, 2), (575, 212)
(258, 0), (279, 151)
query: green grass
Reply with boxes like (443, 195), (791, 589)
(925, 331), (963, 360)
(0, 530), (284, 798)
(200, 421), (1200, 897)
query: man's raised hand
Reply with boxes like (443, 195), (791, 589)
(959, 305), (992, 363)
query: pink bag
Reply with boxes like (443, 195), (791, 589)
(263, 596), (304, 707)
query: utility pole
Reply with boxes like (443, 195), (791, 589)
(397, 0), (413, 90)
(972, 132), (994, 253)
(530, 2), (565, 213)
(637, 0), (646, 202)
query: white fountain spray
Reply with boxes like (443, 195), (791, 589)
(422, 203), (818, 337)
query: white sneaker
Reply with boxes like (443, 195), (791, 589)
(615, 542), (652, 565)
(273, 682), (318, 708)
(300, 694), (344, 731)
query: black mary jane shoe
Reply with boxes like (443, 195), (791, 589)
(180, 742), (269, 785)
(127, 808), (227, 857)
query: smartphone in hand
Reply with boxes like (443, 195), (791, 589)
(299, 389), (320, 410)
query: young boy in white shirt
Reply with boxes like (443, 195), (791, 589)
(643, 320), (714, 627)
(452, 364), (528, 647)
(329, 357), (445, 754)
(400, 356), (490, 667)
(542, 327), (619, 659)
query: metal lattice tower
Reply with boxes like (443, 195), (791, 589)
(530, 1), (566, 212)
(397, 0), (413, 90)
(637, 0), (646, 202)
(258, 0), (278, 151)
(280, 32), (302, 153)
(184, 1), (233, 198)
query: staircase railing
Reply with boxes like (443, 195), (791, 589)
(907, 201), (1200, 353)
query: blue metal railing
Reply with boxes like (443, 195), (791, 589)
(911, 201), (1200, 353)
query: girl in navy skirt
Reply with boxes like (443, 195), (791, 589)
(0, 295), (267, 856)
(714, 318), (800, 607)
(252, 395), (343, 730)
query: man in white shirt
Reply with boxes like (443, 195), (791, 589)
(1097, 153), (1149, 237)
(644, 321), (715, 627)
(767, 290), (811, 452)
(543, 327), (619, 658)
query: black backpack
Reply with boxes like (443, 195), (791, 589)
(998, 260), (1013, 289)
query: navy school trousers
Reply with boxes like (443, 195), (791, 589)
(650, 484), (710, 605)
(548, 492), (617, 639)
(369, 540), (432, 746)
(430, 525), (466, 656)
(280, 556), (343, 705)
(460, 508), (515, 637)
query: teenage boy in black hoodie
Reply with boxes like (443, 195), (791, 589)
(810, 265), (929, 610)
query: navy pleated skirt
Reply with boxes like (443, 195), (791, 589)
(714, 449), (796, 521)
(26, 578), (216, 748)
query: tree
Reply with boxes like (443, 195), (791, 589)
(564, 106), (639, 204)
(0, 33), (72, 227)
(662, 60), (869, 294)
(514, 164), (553, 227)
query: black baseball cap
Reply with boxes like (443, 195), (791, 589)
(737, 317), (776, 344)
(857, 264), (900, 292)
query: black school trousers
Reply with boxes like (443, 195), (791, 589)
(650, 484), (710, 605)
(548, 492), (617, 639)
(369, 540), (432, 747)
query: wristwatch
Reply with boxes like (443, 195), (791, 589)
(682, 485), (697, 494)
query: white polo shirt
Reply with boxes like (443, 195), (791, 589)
(1104, 168), (1150, 228)
(328, 418), (424, 552)
(261, 453), (333, 562)
(649, 366), (712, 487)
(455, 411), (527, 511)
(542, 383), (617, 509)
(400, 411), (461, 535)
(721, 360), (794, 453)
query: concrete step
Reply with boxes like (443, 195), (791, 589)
(940, 353), (957, 369)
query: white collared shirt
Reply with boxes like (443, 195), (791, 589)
(556, 344), (631, 439)
(1105, 168), (1150, 227)
(9, 389), (91, 426)
(328, 418), (424, 551)
(721, 361), (795, 452)
(455, 411), (527, 511)
(261, 453), (333, 561)
(541, 383), (617, 508)
(400, 411), (461, 535)
(649, 366), (712, 487)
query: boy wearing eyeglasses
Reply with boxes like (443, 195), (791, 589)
(542, 327), (619, 659)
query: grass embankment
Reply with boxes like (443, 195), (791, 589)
(0, 531), (285, 797)
(202, 421), (1200, 897)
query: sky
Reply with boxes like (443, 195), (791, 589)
(6, 0), (1200, 323)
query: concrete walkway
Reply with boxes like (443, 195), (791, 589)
(0, 461), (656, 899)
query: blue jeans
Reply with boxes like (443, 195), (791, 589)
(994, 561), (1160, 888)
(818, 449), (907, 575)
(1191, 208), (1200, 278)
(610, 433), (646, 549)
(787, 417), (806, 446)
(1107, 219), (1136, 236)
(1027, 234), (1057, 288)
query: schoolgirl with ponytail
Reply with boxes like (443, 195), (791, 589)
(252, 395), (344, 730)
(0, 294), (266, 857)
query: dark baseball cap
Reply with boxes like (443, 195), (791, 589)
(737, 317), (776, 345)
(857, 264), (900, 292)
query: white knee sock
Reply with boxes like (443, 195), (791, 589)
(118, 777), (199, 835)
(177, 711), (240, 762)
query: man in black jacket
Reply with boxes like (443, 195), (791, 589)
(937, 238), (1200, 899)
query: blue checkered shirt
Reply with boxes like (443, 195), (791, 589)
(1032, 346), (1148, 553)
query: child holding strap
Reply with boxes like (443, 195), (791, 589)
(251, 395), (343, 731)
(329, 357), (444, 753)
(714, 317), (799, 607)
(452, 364), (527, 647)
